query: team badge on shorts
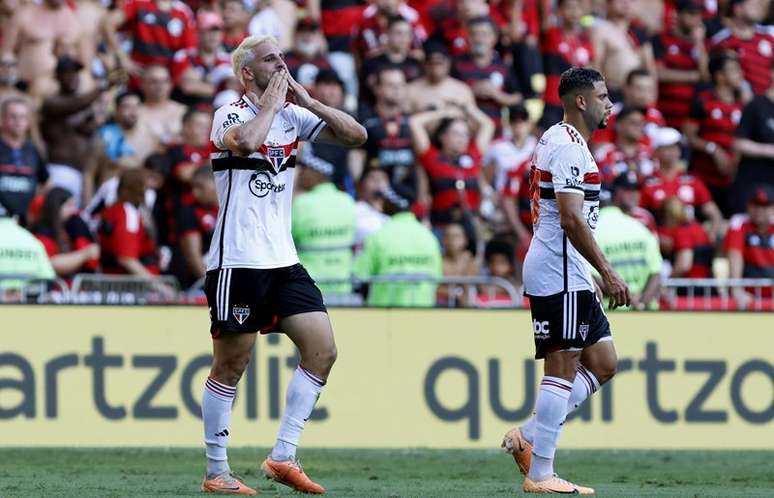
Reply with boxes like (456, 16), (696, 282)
(232, 305), (251, 324)
(579, 324), (590, 341)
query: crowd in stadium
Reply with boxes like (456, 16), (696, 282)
(0, 0), (772, 307)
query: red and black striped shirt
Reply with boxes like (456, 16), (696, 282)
(420, 144), (482, 226)
(121, 0), (197, 69)
(710, 26), (774, 95)
(320, 0), (367, 52)
(687, 88), (743, 186)
(540, 26), (593, 107)
(724, 215), (774, 279)
(653, 32), (701, 128)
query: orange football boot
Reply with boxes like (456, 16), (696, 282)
(523, 474), (595, 494)
(201, 472), (257, 495)
(261, 457), (325, 494)
(501, 427), (532, 476)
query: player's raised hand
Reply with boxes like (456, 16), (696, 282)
(603, 269), (631, 310)
(286, 71), (314, 108)
(255, 70), (288, 112)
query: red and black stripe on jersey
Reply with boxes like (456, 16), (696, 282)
(687, 88), (743, 186)
(320, 0), (367, 52)
(419, 144), (482, 225)
(724, 215), (774, 279)
(540, 27), (593, 106)
(531, 167), (601, 201)
(710, 26), (774, 95)
(654, 32), (700, 128)
(452, 54), (519, 135)
(122, 0), (197, 68)
(361, 110), (416, 195)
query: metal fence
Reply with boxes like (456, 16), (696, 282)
(1, 274), (772, 311)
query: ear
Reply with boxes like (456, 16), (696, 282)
(575, 93), (587, 112)
(241, 66), (254, 82)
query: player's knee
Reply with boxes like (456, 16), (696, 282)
(303, 344), (337, 379)
(595, 360), (617, 385)
(211, 352), (251, 385)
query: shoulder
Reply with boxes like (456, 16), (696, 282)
(171, 0), (194, 18)
(710, 27), (733, 45)
(728, 213), (751, 231)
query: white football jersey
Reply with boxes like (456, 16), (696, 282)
(523, 122), (601, 296)
(207, 95), (326, 271)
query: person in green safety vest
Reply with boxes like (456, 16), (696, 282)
(0, 204), (55, 291)
(292, 156), (355, 296)
(595, 172), (663, 310)
(355, 188), (442, 307)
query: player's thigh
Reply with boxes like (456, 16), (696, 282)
(210, 332), (258, 385)
(580, 339), (617, 384)
(281, 311), (337, 379)
(543, 350), (581, 381)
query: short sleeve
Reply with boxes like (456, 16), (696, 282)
(108, 207), (142, 259)
(672, 225), (694, 251)
(288, 105), (326, 142)
(211, 105), (248, 150)
(549, 143), (586, 194)
(724, 225), (745, 253)
(693, 178), (712, 205)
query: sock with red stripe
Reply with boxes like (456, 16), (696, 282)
(521, 365), (600, 444)
(271, 365), (325, 462)
(528, 376), (573, 482)
(203, 377), (237, 477)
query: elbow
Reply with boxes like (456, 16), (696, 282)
(231, 134), (254, 157)
(345, 124), (368, 147)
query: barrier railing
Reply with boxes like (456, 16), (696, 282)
(661, 278), (774, 311)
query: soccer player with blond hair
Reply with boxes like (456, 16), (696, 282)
(200, 34), (366, 495)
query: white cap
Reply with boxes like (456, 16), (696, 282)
(652, 127), (682, 149)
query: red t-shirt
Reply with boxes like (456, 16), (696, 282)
(593, 104), (665, 145)
(593, 141), (656, 185)
(351, 4), (426, 61)
(420, 144), (481, 225)
(661, 221), (713, 278)
(724, 214), (774, 279)
(32, 214), (99, 274)
(98, 202), (159, 275)
(710, 26), (774, 95)
(640, 171), (712, 211)
(653, 31), (700, 128)
(120, 0), (197, 69)
(541, 26), (594, 107)
(499, 157), (533, 229)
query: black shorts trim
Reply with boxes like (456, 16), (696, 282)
(528, 289), (611, 359)
(204, 264), (327, 337)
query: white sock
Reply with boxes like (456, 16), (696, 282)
(271, 365), (325, 462)
(202, 377), (236, 477)
(521, 365), (600, 444)
(528, 376), (573, 482)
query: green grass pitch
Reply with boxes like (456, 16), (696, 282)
(1, 448), (772, 497)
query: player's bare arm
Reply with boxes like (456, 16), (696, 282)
(223, 70), (289, 156)
(287, 72), (367, 147)
(556, 190), (631, 309)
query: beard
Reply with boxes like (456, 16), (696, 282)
(597, 118), (608, 130)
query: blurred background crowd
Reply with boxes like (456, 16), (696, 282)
(0, 0), (773, 308)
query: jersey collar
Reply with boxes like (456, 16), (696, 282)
(242, 94), (260, 114)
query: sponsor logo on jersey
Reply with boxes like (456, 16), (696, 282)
(249, 171), (286, 198)
(222, 113), (242, 128)
(533, 319), (550, 340)
(232, 305), (250, 324)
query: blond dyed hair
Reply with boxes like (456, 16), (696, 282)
(231, 34), (280, 85)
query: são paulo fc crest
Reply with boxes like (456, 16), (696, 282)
(266, 146), (286, 171)
(232, 305), (251, 325)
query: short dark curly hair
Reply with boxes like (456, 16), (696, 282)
(558, 67), (605, 99)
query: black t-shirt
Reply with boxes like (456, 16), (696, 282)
(0, 139), (47, 224)
(359, 107), (417, 200)
(735, 95), (774, 184)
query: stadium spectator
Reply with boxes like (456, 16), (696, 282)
(477, 238), (518, 307)
(360, 15), (424, 97)
(108, 0), (197, 81)
(730, 72), (774, 214)
(611, 171), (657, 233)
(169, 166), (217, 288)
(725, 186), (774, 307)
(406, 41), (476, 113)
(352, 0), (425, 63)
(74, 0), (115, 92)
(357, 66), (417, 202)
(0, 203), (55, 289)
(42, 56), (115, 206)
(95, 92), (145, 185)
(171, 11), (232, 107)
(484, 104), (536, 192)
(248, 0), (288, 50)
(590, 0), (656, 101)
(538, 0), (594, 130)
(683, 52), (747, 215)
(594, 107), (656, 185)
(710, 0), (774, 95)
(642, 127), (724, 241)
(409, 100), (494, 229)
(452, 16), (522, 136)
(659, 195), (714, 278)
(137, 65), (186, 148)
(595, 179), (663, 310)
(653, 0), (710, 129)
(0, 54), (25, 105)
(31, 187), (99, 278)
(594, 69), (665, 145)
(220, 0), (250, 53)
(98, 169), (159, 276)
(428, 0), (490, 58)
(305, 69), (354, 193)
(353, 167), (390, 249)
(292, 160), (356, 295)
(310, 0), (366, 99)
(285, 17), (333, 89)
(355, 188), (442, 307)
(0, 97), (48, 225)
(0, 0), (82, 99)
(439, 221), (480, 306)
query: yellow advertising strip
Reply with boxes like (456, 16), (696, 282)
(0, 307), (772, 448)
